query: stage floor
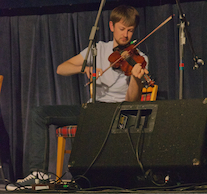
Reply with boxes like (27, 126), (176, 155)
(1, 183), (207, 194)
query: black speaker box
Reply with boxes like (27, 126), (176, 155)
(68, 98), (207, 189)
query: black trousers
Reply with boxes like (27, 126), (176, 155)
(29, 104), (82, 172)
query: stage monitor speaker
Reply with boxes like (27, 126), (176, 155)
(68, 98), (207, 189)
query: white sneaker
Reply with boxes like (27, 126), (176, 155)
(5, 172), (49, 191)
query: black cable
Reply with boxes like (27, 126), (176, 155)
(126, 125), (145, 175)
(135, 125), (145, 175)
(72, 102), (124, 188)
(130, 182), (207, 192)
(126, 113), (169, 188)
(126, 109), (146, 176)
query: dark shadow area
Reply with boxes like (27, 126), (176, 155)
(0, 112), (14, 184)
(157, 91), (169, 101)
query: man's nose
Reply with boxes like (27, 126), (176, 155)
(123, 30), (128, 37)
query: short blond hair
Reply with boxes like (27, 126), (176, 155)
(110, 5), (140, 28)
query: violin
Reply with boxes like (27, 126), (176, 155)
(108, 42), (155, 86)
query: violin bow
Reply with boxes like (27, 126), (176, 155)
(132, 14), (175, 49)
(85, 14), (174, 86)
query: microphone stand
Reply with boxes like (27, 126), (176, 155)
(81, 0), (106, 103)
(177, 7), (185, 100)
(176, 0), (204, 99)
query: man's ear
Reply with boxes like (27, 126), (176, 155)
(109, 21), (114, 32)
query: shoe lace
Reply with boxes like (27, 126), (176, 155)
(20, 174), (35, 183)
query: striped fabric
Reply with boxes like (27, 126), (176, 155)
(141, 93), (151, 101)
(56, 125), (77, 138)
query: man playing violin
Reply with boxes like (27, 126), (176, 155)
(6, 5), (149, 191)
(57, 5), (148, 102)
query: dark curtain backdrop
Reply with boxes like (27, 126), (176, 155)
(0, 1), (206, 181)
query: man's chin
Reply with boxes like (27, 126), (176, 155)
(118, 40), (130, 46)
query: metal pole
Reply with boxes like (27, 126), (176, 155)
(178, 20), (186, 100)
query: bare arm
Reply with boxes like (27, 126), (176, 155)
(57, 54), (103, 79)
(125, 63), (149, 102)
(57, 54), (85, 76)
